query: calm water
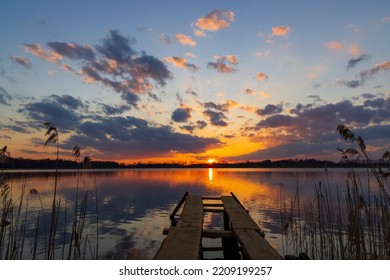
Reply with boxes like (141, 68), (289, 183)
(1, 168), (377, 259)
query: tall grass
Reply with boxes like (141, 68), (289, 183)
(281, 125), (390, 259)
(0, 124), (99, 260)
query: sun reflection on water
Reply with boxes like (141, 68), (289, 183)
(208, 168), (213, 181)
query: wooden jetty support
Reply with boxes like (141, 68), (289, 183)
(154, 192), (283, 260)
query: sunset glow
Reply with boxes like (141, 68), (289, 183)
(1, 1), (389, 163)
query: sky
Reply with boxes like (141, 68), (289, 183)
(1, 0), (390, 164)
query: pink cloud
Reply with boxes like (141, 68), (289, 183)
(349, 44), (362, 56)
(325, 41), (344, 51)
(175, 33), (196, 46)
(23, 43), (62, 63)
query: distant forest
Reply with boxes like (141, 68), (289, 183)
(1, 156), (389, 170)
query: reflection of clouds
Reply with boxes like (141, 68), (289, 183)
(5, 168), (379, 259)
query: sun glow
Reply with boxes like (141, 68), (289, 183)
(207, 158), (215, 164)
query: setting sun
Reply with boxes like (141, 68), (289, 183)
(207, 158), (215, 164)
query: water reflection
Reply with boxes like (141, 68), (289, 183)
(2, 168), (377, 259)
(208, 168), (213, 181)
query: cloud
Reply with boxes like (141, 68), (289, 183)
(11, 56), (32, 69)
(185, 52), (196, 58)
(226, 54), (238, 64)
(47, 42), (95, 61)
(23, 43), (63, 62)
(256, 72), (269, 82)
(359, 61), (390, 80)
(101, 103), (130, 115)
(203, 100), (237, 112)
(325, 41), (344, 51)
(0, 87), (13, 106)
(25, 30), (172, 107)
(164, 57), (198, 71)
(336, 61), (390, 88)
(96, 30), (136, 60)
(171, 107), (192, 123)
(231, 96), (390, 161)
(66, 116), (222, 159)
(49, 94), (84, 109)
(185, 88), (198, 96)
(271, 26), (291, 37)
(255, 99), (384, 138)
(347, 54), (370, 70)
(349, 44), (361, 56)
(18, 94), (85, 132)
(193, 29), (207, 37)
(244, 89), (271, 98)
(180, 120), (207, 133)
(137, 27), (152, 32)
(335, 79), (362, 88)
(194, 10), (234, 31)
(203, 110), (228, 126)
(256, 104), (283, 116)
(207, 55), (237, 73)
(159, 33), (172, 45)
(256, 114), (295, 128)
(175, 33), (196, 46)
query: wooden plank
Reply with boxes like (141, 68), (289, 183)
(154, 227), (202, 260)
(203, 203), (224, 207)
(155, 195), (204, 260)
(234, 229), (282, 260)
(203, 208), (224, 213)
(203, 229), (234, 238)
(176, 195), (203, 227)
(221, 196), (259, 230)
(202, 196), (221, 200)
(163, 228), (233, 238)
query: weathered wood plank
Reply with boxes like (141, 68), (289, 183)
(203, 208), (224, 213)
(203, 203), (224, 207)
(163, 228), (234, 238)
(202, 196), (221, 200)
(234, 229), (282, 260)
(154, 227), (202, 260)
(221, 196), (259, 230)
(176, 195), (203, 227)
(155, 195), (204, 260)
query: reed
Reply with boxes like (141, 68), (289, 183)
(0, 124), (99, 260)
(281, 125), (390, 259)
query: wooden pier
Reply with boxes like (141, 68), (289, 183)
(154, 192), (283, 260)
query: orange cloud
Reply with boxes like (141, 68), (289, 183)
(226, 54), (238, 64)
(193, 29), (207, 37)
(256, 72), (269, 82)
(164, 56), (198, 72)
(272, 26), (291, 37)
(23, 43), (62, 63)
(164, 57), (188, 68)
(325, 41), (344, 51)
(175, 33), (196, 46)
(244, 89), (271, 98)
(194, 10), (234, 31)
(61, 63), (75, 73)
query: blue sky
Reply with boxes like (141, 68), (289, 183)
(1, 0), (389, 163)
